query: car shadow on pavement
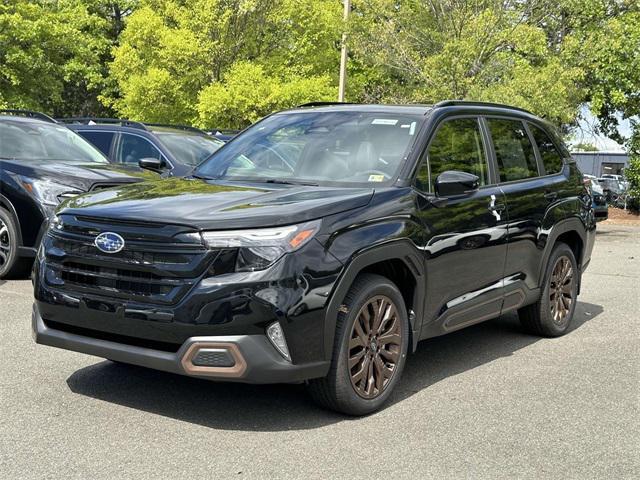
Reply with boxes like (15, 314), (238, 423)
(66, 301), (603, 431)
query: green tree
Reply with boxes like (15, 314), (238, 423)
(0, 0), (111, 116)
(625, 121), (640, 210)
(105, 0), (341, 128)
(198, 62), (335, 128)
(559, 1), (640, 142)
(347, 0), (584, 126)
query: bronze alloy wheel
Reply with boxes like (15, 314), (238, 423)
(0, 218), (11, 270)
(348, 295), (402, 399)
(549, 255), (574, 325)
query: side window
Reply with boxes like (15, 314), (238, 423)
(116, 134), (162, 165)
(416, 118), (488, 193)
(529, 124), (564, 174)
(78, 131), (114, 158)
(487, 119), (538, 182)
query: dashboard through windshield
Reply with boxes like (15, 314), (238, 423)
(195, 111), (425, 186)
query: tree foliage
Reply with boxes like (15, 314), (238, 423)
(0, 0), (110, 115)
(625, 122), (640, 210)
(558, 0), (640, 141)
(0, 0), (638, 136)
(348, 0), (587, 125)
(104, 0), (340, 128)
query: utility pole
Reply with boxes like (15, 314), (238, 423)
(338, 0), (351, 102)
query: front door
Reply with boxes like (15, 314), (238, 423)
(415, 117), (509, 337)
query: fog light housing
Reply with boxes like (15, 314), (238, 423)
(266, 322), (291, 362)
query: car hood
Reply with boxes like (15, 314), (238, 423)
(60, 178), (374, 230)
(0, 159), (157, 191)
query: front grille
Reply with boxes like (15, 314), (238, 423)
(43, 214), (212, 304)
(57, 262), (175, 297)
(50, 236), (194, 265)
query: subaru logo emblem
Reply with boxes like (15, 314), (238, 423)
(95, 232), (125, 254)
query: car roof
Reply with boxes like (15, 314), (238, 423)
(280, 100), (543, 121)
(282, 103), (433, 115)
(0, 115), (54, 125)
(64, 121), (216, 138)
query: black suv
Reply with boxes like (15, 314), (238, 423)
(33, 102), (596, 415)
(0, 111), (155, 279)
(61, 118), (225, 176)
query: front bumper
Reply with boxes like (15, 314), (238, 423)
(32, 305), (328, 384)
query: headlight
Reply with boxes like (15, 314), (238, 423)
(14, 175), (83, 207)
(201, 220), (321, 272)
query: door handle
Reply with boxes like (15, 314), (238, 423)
(488, 194), (505, 221)
(544, 191), (558, 201)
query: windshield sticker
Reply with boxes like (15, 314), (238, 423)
(371, 119), (398, 125)
(409, 121), (416, 135)
(368, 174), (385, 182)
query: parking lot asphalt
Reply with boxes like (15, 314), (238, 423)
(0, 222), (638, 480)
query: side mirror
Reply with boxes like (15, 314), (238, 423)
(435, 170), (480, 197)
(138, 157), (166, 172)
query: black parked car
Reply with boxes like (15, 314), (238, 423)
(61, 118), (225, 176)
(0, 110), (155, 278)
(33, 101), (596, 415)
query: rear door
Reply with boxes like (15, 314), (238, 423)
(484, 117), (549, 311)
(415, 116), (509, 335)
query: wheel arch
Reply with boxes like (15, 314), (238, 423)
(323, 240), (425, 361)
(0, 193), (23, 247)
(538, 218), (586, 291)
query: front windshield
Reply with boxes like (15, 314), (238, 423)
(195, 111), (424, 185)
(0, 120), (108, 163)
(156, 132), (224, 166)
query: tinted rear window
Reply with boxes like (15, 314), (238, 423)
(78, 131), (115, 157)
(488, 119), (538, 182)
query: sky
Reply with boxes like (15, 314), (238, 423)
(570, 105), (632, 152)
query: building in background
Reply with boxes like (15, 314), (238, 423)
(572, 151), (629, 177)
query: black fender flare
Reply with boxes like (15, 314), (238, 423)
(537, 216), (587, 286)
(0, 193), (23, 247)
(322, 239), (425, 361)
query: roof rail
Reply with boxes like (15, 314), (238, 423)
(211, 129), (240, 134)
(0, 109), (57, 123)
(297, 102), (354, 108)
(144, 123), (207, 134)
(434, 100), (534, 115)
(56, 117), (148, 130)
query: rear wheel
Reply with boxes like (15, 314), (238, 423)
(519, 242), (578, 337)
(0, 209), (30, 279)
(307, 274), (409, 415)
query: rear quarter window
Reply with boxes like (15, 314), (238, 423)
(529, 124), (564, 174)
(77, 131), (115, 158)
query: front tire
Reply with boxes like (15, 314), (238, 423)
(0, 208), (30, 279)
(519, 242), (578, 337)
(307, 274), (409, 415)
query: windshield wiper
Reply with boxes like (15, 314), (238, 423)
(263, 179), (319, 187)
(190, 173), (217, 180)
